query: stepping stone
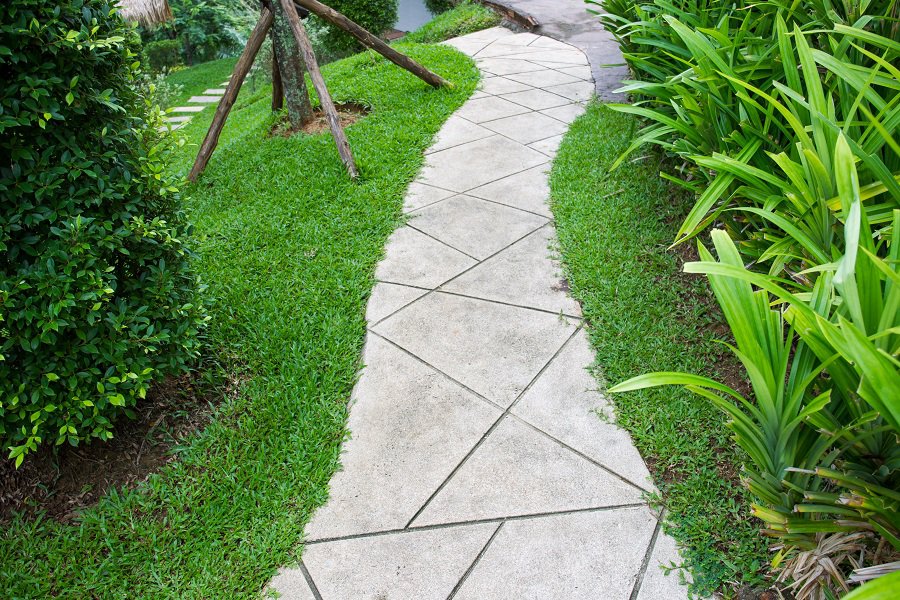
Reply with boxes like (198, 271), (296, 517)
(417, 135), (547, 193)
(305, 336), (499, 540)
(169, 105), (205, 113)
(501, 88), (571, 111)
(481, 112), (570, 145)
(454, 95), (530, 124)
(373, 293), (577, 407)
(410, 195), (548, 260)
(375, 226), (475, 289)
(453, 508), (657, 599)
(165, 115), (191, 123)
(467, 164), (552, 217)
(412, 417), (644, 526)
(203, 88), (226, 94)
(424, 116), (494, 155)
(366, 282), (428, 324)
(638, 529), (692, 599)
(188, 95), (220, 103)
(512, 329), (654, 489)
(293, 523), (498, 600)
(441, 226), (581, 315)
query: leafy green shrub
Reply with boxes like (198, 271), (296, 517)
(313, 0), (398, 54)
(425, 0), (456, 13)
(140, 0), (252, 65)
(405, 0), (500, 44)
(144, 39), (182, 73)
(0, 0), (207, 466)
(596, 0), (900, 594)
(136, 72), (185, 109)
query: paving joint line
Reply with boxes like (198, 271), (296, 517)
(299, 561), (324, 600)
(405, 223), (481, 261)
(402, 323), (584, 528)
(368, 223), (554, 328)
(446, 522), (504, 600)
(305, 503), (649, 546)
(629, 515), (664, 600)
(433, 289), (581, 320)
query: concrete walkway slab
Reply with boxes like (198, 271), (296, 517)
(269, 26), (689, 600)
(303, 523), (498, 600)
(373, 293), (576, 407)
(410, 194), (548, 259)
(412, 416), (644, 526)
(453, 507), (658, 600)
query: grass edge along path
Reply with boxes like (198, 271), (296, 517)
(0, 44), (478, 599)
(549, 103), (769, 596)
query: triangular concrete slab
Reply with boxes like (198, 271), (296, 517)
(374, 293), (576, 407)
(366, 282), (428, 324)
(442, 226), (581, 315)
(512, 329), (654, 490)
(375, 226), (476, 289)
(412, 417), (644, 526)
(454, 508), (657, 600)
(300, 523), (498, 600)
(466, 164), (552, 217)
(305, 336), (499, 540)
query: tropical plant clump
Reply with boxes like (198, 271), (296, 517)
(0, 0), (207, 466)
(311, 0), (398, 53)
(596, 0), (900, 596)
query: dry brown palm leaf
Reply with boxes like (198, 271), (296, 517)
(777, 532), (871, 600)
(117, 0), (173, 26)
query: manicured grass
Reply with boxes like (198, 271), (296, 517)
(549, 104), (768, 596)
(404, 0), (501, 43)
(160, 57), (238, 108)
(0, 45), (478, 598)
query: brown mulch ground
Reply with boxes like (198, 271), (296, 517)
(0, 372), (228, 524)
(270, 103), (369, 137)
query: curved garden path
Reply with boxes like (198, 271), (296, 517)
(269, 27), (688, 600)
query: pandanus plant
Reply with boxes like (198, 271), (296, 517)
(610, 135), (899, 596)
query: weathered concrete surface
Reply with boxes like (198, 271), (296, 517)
(488, 0), (629, 100)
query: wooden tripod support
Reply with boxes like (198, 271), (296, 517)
(188, 0), (450, 182)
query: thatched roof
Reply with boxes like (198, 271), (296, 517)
(117, 0), (173, 26)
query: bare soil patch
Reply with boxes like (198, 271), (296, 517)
(270, 103), (369, 137)
(0, 372), (232, 524)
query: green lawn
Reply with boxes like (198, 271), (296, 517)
(550, 104), (769, 596)
(1, 44), (478, 599)
(404, 0), (501, 43)
(159, 57), (238, 108)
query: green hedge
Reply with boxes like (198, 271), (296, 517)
(0, 0), (206, 465)
(315, 0), (398, 53)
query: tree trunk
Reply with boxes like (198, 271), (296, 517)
(270, 0), (313, 128)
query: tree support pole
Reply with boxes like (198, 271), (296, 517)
(294, 0), (450, 89)
(189, 8), (274, 182)
(271, 45), (284, 111)
(279, 0), (359, 178)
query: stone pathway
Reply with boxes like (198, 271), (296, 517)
(486, 0), (630, 100)
(160, 76), (230, 131)
(268, 27), (688, 600)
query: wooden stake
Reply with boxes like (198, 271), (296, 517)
(279, 0), (358, 178)
(294, 0), (450, 89)
(189, 8), (274, 182)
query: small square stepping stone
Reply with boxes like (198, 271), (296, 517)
(169, 106), (205, 113)
(188, 95), (220, 103)
(165, 115), (191, 123)
(203, 88), (226, 95)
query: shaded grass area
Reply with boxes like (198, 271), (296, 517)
(0, 45), (478, 598)
(160, 57), (238, 108)
(549, 104), (768, 596)
(404, 0), (501, 43)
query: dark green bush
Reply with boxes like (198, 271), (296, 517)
(144, 38), (182, 72)
(0, 0), (207, 466)
(315, 0), (398, 54)
(140, 0), (251, 65)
